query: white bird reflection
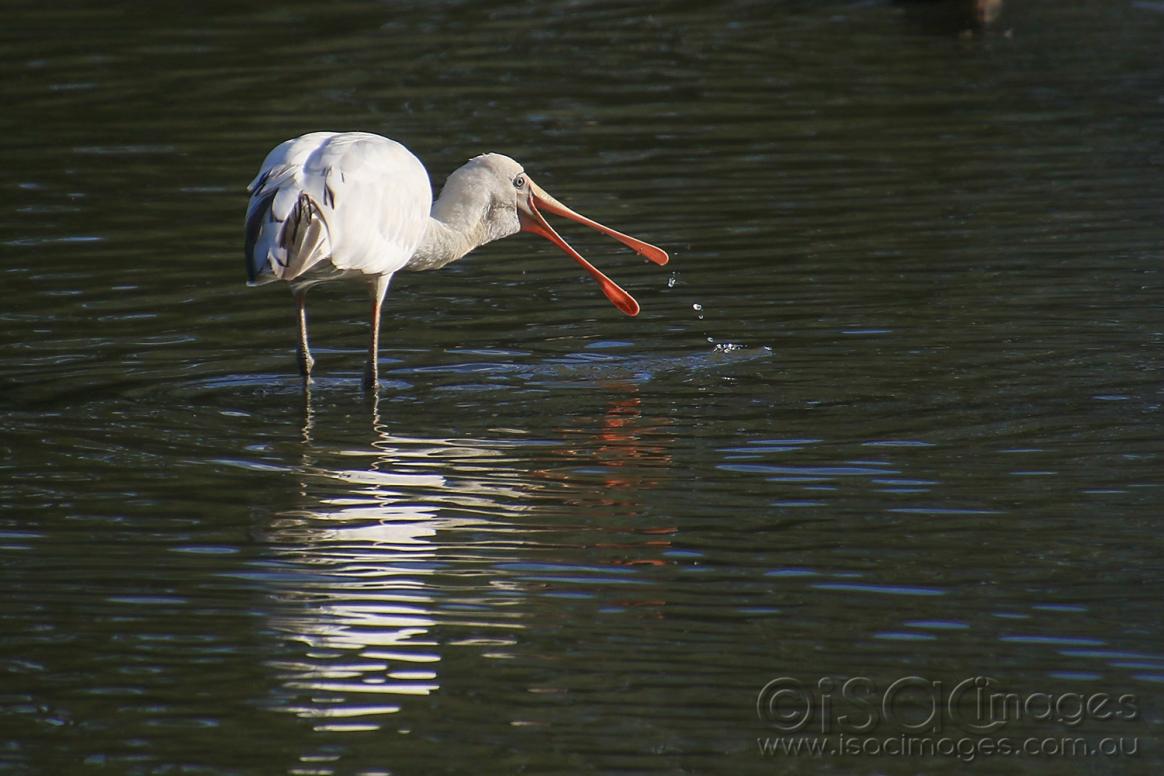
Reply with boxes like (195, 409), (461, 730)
(260, 382), (675, 734)
(263, 389), (536, 732)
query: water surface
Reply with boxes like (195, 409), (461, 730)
(2, 1), (1163, 773)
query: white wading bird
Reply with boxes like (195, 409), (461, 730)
(244, 131), (669, 389)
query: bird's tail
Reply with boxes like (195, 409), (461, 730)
(244, 174), (333, 285)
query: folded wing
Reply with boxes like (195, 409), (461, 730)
(244, 132), (433, 286)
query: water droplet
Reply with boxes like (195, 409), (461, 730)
(667, 274), (678, 288)
(692, 303), (704, 320)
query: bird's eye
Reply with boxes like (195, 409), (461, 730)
(513, 175), (526, 189)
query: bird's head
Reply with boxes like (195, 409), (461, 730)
(440, 153), (668, 317)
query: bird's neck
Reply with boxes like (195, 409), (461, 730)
(405, 167), (516, 272)
(405, 173), (491, 272)
(407, 217), (477, 271)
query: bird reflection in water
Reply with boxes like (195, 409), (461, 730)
(264, 388), (531, 731)
(262, 383), (675, 731)
(538, 386), (676, 576)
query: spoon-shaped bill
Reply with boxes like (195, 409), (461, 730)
(520, 182), (669, 316)
(530, 184), (669, 267)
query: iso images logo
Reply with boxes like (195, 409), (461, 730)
(754, 675), (1140, 763)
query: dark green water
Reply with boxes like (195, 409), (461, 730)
(2, 1), (1163, 773)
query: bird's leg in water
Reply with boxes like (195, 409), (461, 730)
(363, 276), (391, 391)
(295, 292), (314, 379)
(362, 300), (380, 390)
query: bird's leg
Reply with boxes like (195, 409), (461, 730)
(294, 291), (314, 379)
(362, 275), (392, 391)
(362, 297), (381, 390)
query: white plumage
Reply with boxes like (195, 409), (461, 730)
(244, 131), (669, 390)
(246, 132), (431, 285)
